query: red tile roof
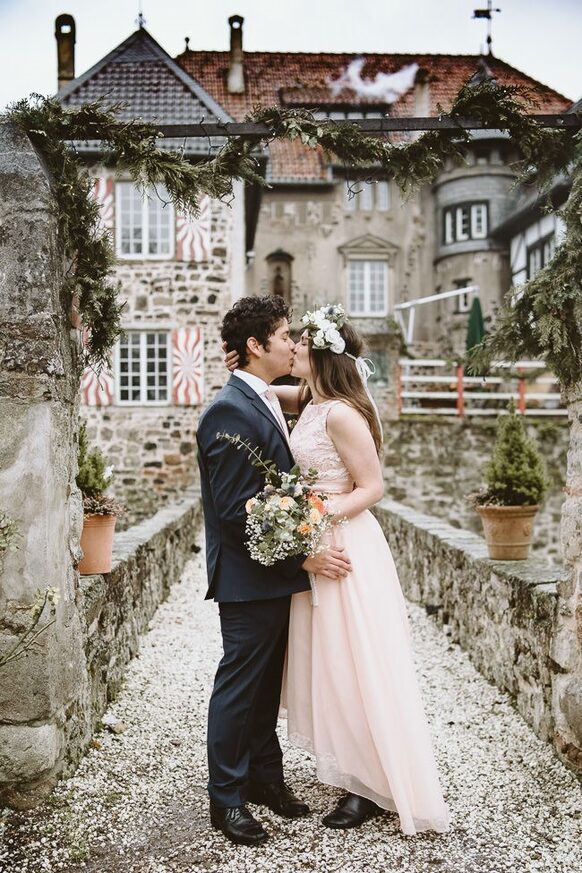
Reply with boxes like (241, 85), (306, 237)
(176, 50), (572, 182)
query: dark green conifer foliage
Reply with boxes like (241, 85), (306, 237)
(480, 400), (550, 506)
(76, 421), (110, 498)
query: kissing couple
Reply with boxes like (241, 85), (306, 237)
(196, 295), (450, 846)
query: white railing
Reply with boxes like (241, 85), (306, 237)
(397, 359), (566, 417)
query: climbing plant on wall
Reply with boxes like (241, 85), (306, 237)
(3, 81), (580, 383)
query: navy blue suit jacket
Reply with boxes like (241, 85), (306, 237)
(196, 374), (311, 602)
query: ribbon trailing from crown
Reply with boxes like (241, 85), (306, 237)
(345, 353), (384, 443)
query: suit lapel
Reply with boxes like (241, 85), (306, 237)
(227, 375), (294, 462)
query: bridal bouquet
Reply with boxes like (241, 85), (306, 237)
(217, 432), (334, 566)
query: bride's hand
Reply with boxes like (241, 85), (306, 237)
(222, 341), (239, 372)
(302, 547), (351, 581)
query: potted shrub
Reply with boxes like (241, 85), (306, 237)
(470, 400), (550, 560)
(77, 421), (125, 575)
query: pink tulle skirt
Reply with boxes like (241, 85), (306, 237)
(281, 506), (450, 835)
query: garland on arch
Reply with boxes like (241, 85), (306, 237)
(3, 81), (580, 383)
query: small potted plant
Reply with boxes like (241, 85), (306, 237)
(77, 421), (125, 575)
(470, 400), (550, 560)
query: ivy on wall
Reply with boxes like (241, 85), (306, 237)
(3, 81), (580, 385)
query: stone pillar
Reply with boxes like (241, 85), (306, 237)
(553, 382), (582, 772)
(0, 122), (87, 807)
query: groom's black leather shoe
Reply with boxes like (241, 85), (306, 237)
(209, 803), (269, 846)
(322, 793), (381, 829)
(246, 780), (310, 818)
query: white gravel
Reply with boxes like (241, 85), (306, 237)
(1, 545), (581, 873)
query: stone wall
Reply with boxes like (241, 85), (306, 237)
(0, 122), (87, 809)
(382, 416), (568, 563)
(75, 494), (201, 756)
(372, 499), (573, 767)
(0, 125), (206, 808)
(553, 386), (582, 771)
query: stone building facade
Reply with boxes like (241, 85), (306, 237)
(179, 32), (571, 361)
(53, 16), (572, 523)
(56, 27), (249, 525)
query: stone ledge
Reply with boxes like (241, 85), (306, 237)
(372, 499), (567, 746)
(75, 491), (202, 740)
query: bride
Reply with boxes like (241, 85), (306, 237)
(227, 304), (450, 836)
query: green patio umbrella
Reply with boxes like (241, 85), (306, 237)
(466, 296), (486, 352)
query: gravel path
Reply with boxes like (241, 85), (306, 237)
(1, 547), (581, 873)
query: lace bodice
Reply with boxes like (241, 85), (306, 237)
(289, 400), (354, 494)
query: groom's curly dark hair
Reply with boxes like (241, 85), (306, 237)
(221, 295), (292, 367)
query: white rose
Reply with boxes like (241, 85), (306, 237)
(318, 318), (332, 331)
(313, 335), (326, 348)
(331, 339), (346, 353)
(325, 328), (341, 345)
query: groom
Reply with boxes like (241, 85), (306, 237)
(196, 296), (351, 846)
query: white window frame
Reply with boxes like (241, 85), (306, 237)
(456, 206), (470, 242)
(526, 234), (556, 280)
(444, 202), (489, 244)
(444, 210), (454, 244)
(359, 183), (373, 211)
(114, 330), (171, 406)
(471, 203), (488, 238)
(347, 259), (389, 317)
(376, 181), (391, 212)
(343, 181), (357, 212)
(343, 180), (391, 212)
(115, 182), (175, 261)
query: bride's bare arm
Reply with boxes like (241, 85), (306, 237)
(271, 385), (301, 415)
(325, 403), (384, 520)
(223, 343), (301, 414)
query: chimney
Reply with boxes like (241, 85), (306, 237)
(55, 14), (76, 91)
(227, 14), (245, 94)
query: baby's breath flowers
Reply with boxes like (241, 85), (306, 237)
(217, 432), (334, 566)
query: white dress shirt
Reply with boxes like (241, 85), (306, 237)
(232, 369), (289, 440)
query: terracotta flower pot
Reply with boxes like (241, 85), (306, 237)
(79, 513), (117, 575)
(475, 504), (539, 560)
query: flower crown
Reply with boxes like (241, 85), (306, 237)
(301, 304), (347, 354)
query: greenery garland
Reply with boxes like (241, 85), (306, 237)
(4, 95), (265, 369)
(251, 81), (578, 193)
(466, 134), (582, 388)
(3, 81), (580, 383)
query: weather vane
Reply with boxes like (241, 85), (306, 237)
(473, 1), (501, 56)
(136, 1), (146, 29)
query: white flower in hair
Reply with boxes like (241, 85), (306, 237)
(325, 327), (342, 345)
(302, 303), (348, 353)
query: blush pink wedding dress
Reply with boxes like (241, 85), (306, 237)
(282, 399), (450, 835)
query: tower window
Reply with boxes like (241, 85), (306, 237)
(443, 202), (488, 244)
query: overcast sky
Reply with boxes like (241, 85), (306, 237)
(0, 0), (579, 112)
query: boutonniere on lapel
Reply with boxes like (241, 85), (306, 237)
(287, 418), (298, 431)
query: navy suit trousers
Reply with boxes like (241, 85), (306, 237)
(207, 596), (291, 807)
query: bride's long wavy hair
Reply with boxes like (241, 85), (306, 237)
(298, 321), (383, 454)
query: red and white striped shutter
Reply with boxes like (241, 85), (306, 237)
(176, 196), (210, 262)
(79, 328), (114, 406)
(92, 175), (115, 231)
(171, 327), (204, 405)
(80, 366), (114, 406)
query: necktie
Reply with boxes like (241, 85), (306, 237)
(263, 389), (290, 444)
